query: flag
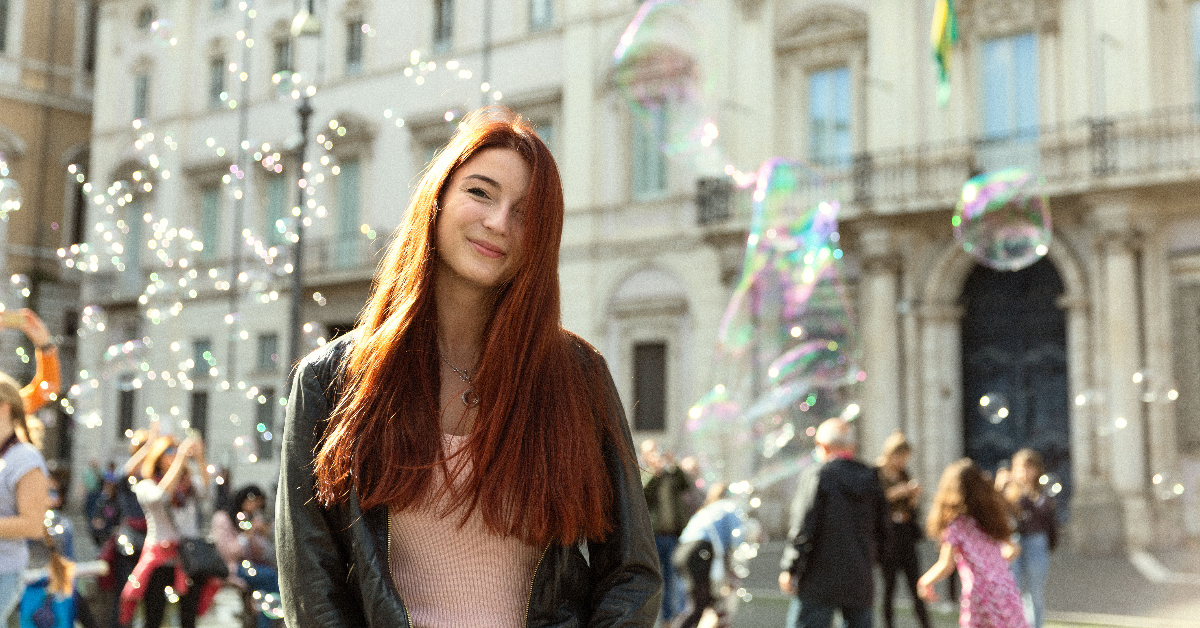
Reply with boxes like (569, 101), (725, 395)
(931, 0), (958, 107)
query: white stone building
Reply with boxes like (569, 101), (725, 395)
(77, 0), (1200, 551)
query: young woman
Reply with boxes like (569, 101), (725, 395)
(276, 106), (661, 627)
(118, 435), (219, 628)
(0, 372), (50, 623)
(0, 308), (61, 414)
(1000, 448), (1057, 628)
(875, 432), (931, 628)
(918, 458), (1026, 628)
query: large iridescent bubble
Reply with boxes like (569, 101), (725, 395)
(954, 168), (1051, 271)
(612, 0), (725, 176)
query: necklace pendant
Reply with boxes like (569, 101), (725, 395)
(461, 388), (480, 408)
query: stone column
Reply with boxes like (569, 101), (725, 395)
(1094, 199), (1152, 548)
(858, 228), (902, 459)
(918, 303), (963, 494)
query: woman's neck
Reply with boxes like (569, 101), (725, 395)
(434, 271), (492, 365)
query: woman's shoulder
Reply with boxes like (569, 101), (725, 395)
(1, 441), (47, 476)
(563, 330), (608, 372)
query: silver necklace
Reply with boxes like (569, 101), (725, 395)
(439, 352), (480, 407)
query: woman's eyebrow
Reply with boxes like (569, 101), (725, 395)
(463, 173), (501, 189)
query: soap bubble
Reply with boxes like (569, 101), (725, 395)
(612, 0), (725, 175)
(978, 392), (1010, 425)
(1151, 472), (1185, 501)
(0, 177), (20, 217)
(1038, 472), (1064, 497)
(78, 305), (107, 337)
(954, 168), (1051, 271)
(150, 19), (177, 46)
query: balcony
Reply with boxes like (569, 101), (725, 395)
(698, 104), (1200, 231)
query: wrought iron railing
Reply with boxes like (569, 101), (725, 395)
(698, 103), (1200, 226)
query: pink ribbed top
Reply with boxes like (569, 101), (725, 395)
(388, 433), (541, 628)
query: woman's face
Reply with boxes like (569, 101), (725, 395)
(435, 147), (531, 292)
(242, 494), (263, 514)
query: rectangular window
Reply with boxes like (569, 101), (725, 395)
(346, 19), (364, 75)
(536, 121), (555, 153)
(133, 73), (150, 120)
(209, 56), (226, 108)
(83, 2), (99, 73)
(808, 66), (851, 168)
(530, 0), (553, 30)
(631, 105), (668, 198)
(265, 173), (287, 247)
(70, 177), (88, 245)
(335, 158), (361, 269)
(256, 333), (279, 372)
(272, 38), (292, 92)
(0, 0), (8, 53)
(192, 338), (213, 378)
(980, 32), (1039, 171)
(254, 386), (276, 460)
(123, 198), (144, 293)
(189, 391), (209, 440)
(212, 0), (227, 10)
(434, 0), (453, 52)
(199, 184), (220, 260)
(632, 341), (667, 431)
(118, 375), (137, 437)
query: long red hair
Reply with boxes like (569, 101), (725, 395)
(314, 106), (622, 546)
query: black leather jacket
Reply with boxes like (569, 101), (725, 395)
(276, 334), (661, 627)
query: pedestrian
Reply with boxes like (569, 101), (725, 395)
(917, 458), (1027, 628)
(0, 372), (50, 624)
(1, 308), (61, 415)
(276, 106), (660, 627)
(642, 439), (692, 622)
(118, 435), (221, 628)
(778, 418), (888, 628)
(998, 448), (1057, 628)
(212, 484), (278, 628)
(98, 429), (153, 627)
(670, 482), (748, 628)
(876, 432), (932, 628)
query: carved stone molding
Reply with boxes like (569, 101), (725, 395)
(775, 4), (868, 56)
(958, 0), (1062, 39)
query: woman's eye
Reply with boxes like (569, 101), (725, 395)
(466, 187), (490, 199)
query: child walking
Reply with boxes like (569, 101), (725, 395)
(917, 458), (1027, 628)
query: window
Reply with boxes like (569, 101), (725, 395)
(209, 56), (226, 108)
(631, 104), (668, 198)
(199, 184), (220, 260)
(536, 121), (555, 153)
(0, 0), (8, 52)
(530, 0), (553, 30)
(335, 158), (361, 268)
(254, 386), (276, 460)
(256, 333), (279, 372)
(189, 391), (209, 439)
(132, 72), (150, 120)
(433, 0), (453, 52)
(632, 342), (667, 431)
(124, 198), (144, 287)
(118, 375), (137, 437)
(264, 173), (287, 247)
(136, 6), (155, 30)
(272, 38), (292, 92)
(69, 164), (88, 245)
(83, 2), (99, 72)
(979, 32), (1038, 171)
(1194, 3), (1200, 106)
(808, 66), (851, 167)
(193, 338), (214, 378)
(346, 19), (364, 75)
(212, 0), (227, 11)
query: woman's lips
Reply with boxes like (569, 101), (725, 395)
(469, 238), (504, 259)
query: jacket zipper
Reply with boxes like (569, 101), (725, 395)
(386, 509), (414, 628)
(523, 543), (550, 626)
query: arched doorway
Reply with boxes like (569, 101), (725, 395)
(960, 257), (1072, 513)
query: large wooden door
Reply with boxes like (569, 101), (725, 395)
(960, 257), (1071, 513)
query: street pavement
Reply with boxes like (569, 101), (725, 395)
(68, 513), (1200, 627)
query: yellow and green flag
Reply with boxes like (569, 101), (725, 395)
(931, 0), (958, 107)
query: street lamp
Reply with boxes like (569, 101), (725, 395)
(286, 2), (321, 388)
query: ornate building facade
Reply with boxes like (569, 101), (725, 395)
(78, 0), (1198, 551)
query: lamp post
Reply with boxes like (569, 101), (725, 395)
(286, 3), (321, 388)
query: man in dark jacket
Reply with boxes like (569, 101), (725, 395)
(778, 418), (889, 628)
